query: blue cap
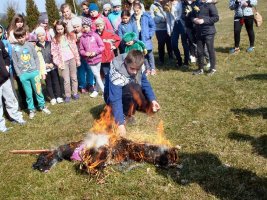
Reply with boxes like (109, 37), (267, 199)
(89, 3), (99, 12)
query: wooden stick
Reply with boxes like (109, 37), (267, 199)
(10, 149), (52, 154)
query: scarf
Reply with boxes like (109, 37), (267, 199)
(135, 11), (143, 32)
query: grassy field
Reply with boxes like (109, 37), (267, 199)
(1, 1), (267, 199)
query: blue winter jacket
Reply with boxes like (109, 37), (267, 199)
(118, 21), (138, 39)
(130, 12), (156, 50)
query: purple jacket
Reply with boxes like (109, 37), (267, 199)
(79, 31), (104, 65)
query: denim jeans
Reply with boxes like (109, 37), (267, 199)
(144, 50), (156, 71)
(171, 20), (190, 65)
(77, 59), (95, 89)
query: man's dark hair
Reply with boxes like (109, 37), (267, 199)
(125, 50), (144, 69)
(13, 27), (27, 39)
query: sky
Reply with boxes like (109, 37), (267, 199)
(0, 0), (66, 14)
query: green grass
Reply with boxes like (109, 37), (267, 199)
(1, 1), (267, 199)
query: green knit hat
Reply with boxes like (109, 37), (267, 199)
(123, 32), (137, 43)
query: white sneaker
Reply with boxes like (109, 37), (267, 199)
(56, 97), (64, 104)
(41, 107), (51, 115)
(190, 55), (196, 63)
(204, 62), (211, 71)
(50, 98), (57, 105)
(90, 91), (99, 98)
(29, 111), (35, 119)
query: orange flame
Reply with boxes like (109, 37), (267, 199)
(156, 120), (171, 147)
(90, 106), (117, 135)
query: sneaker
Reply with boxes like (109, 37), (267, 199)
(0, 127), (10, 133)
(229, 48), (240, 54)
(204, 62), (211, 71)
(73, 94), (80, 100)
(41, 107), (51, 115)
(190, 55), (196, 63)
(151, 69), (156, 76)
(80, 88), (88, 94)
(29, 111), (35, 119)
(88, 85), (95, 93)
(90, 91), (99, 98)
(56, 97), (64, 104)
(192, 69), (204, 75)
(50, 98), (57, 105)
(207, 69), (216, 76)
(65, 97), (71, 103)
(246, 46), (254, 53)
(126, 116), (136, 125)
(14, 119), (27, 125)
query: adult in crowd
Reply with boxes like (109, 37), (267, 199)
(150, 0), (173, 65)
(229, 0), (258, 54)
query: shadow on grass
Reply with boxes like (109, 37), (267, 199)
(156, 152), (267, 200)
(231, 107), (267, 119)
(228, 132), (267, 158)
(236, 74), (267, 81)
(215, 47), (230, 54)
(89, 104), (106, 119)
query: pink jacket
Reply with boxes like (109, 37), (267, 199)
(79, 31), (104, 65)
(90, 14), (113, 32)
(51, 33), (81, 69)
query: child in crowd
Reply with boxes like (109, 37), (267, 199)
(165, 0), (190, 68)
(35, 27), (64, 105)
(36, 16), (55, 41)
(131, 2), (156, 75)
(150, 0), (173, 65)
(60, 3), (81, 33)
(95, 18), (121, 77)
(12, 27), (51, 119)
(103, 3), (112, 17)
(118, 10), (138, 53)
(8, 14), (29, 44)
(51, 20), (81, 103)
(123, 0), (145, 15)
(108, 0), (122, 34)
(192, 0), (219, 75)
(79, 18), (105, 98)
(71, 17), (95, 94)
(88, 3), (113, 32)
(28, 33), (47, 80)
(123, 32), (147, 54)
(8, 14), (29, 109)
(0, 39), (26, 132)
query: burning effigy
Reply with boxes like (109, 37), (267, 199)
(13, 106), (179, 176)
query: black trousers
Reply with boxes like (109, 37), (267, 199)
(197, 34), (216, 70)
(234, 16), (255, 48)
(122, 82), (150, 117)
(155, 30), (173, 63)
(45, 69), (62, 100)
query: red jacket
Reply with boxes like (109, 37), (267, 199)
(98, 30), (121, 63)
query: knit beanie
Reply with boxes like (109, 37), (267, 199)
(71, 17), (82, 27)
(123, 32), (137, 43)
(82, 17), (92, 26)
(28, 33), (38, 42)
(111, 0), (122, 7)
(35, 26), (46, 36)
(89, 3), (99, 12)
(103, 3), (112, 10)
(95, 18), (105, 25)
